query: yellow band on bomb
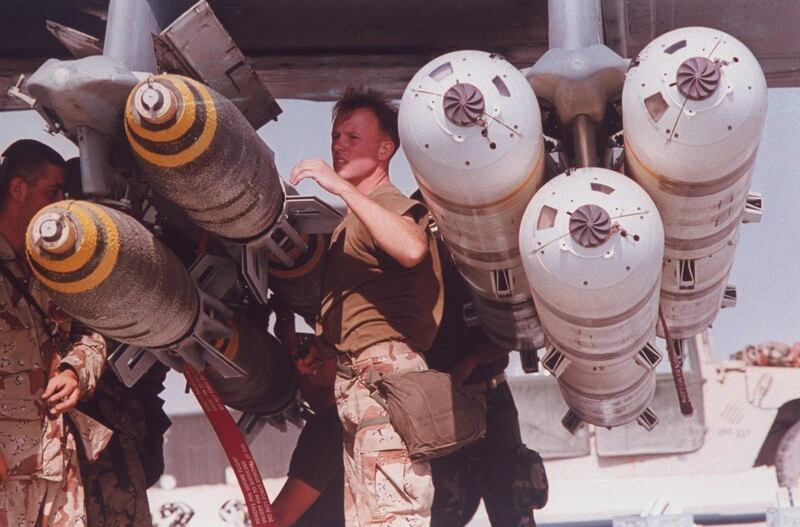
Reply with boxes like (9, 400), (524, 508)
(125, 77), (195, 143)
(268, 233), (326, 280)
(27, 203), (97, 274)
(125, 77), (218, 169)
(27, 201), (120, 294)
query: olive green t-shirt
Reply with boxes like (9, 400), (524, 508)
(317, 184), (443, 354)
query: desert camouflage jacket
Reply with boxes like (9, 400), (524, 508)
(0, 234), (111, 481)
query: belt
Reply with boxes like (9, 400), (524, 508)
(336, 356), (358, 380)
(464, 372), (506, 393)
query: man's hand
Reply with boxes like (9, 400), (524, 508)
(294, 343), (325, 377)
(290, 159), (354, 197)
(42, 368), (80, 416)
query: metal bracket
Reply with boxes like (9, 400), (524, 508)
(561, 408), (585, 435)
(241, 194), (342, 304)
(519, 348), (540, 373)
(237, 399), (310, 445)
(742, 191), (763, 224)
(636, 407), (659, 431)
(6, 76), (37, 110)
(242, 213), (306, 304)
(153, 0), (281, 129)
(542, 345), (571, 378)
(677, 259), (696, 290)
(721, 284), (737, 309)
(461, 302), (480, 328)
(172, 290), (244, 378)
(635, 341), (662, 371)
(189, 253), (239, 301)
(284, 195), (344, 234)
(108, 343), (158, 388)
(490, 268), (514, 298)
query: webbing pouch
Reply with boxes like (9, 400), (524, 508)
(366, 369), (486, 461)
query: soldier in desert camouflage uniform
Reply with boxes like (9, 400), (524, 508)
(0, 140), (111, 526)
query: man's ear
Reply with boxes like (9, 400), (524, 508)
(378, 138), (395, 162)
(8, 176), (28, 203)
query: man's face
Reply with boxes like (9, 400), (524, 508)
(17, 163), (66, 227)
(331, 108), (393, 182)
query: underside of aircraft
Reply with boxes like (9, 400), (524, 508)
(1, 0), (799, 111)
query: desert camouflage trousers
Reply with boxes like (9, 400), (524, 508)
(335, 341), (434, 526)
(0, 431), (85, 527)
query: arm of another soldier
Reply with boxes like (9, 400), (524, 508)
(271, 478), (323, 527)
(290, 160), (428, 268)
(42, 325), (106, 416)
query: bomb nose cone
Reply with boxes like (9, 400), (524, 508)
(676, 56), (720, 101)
(443, 83), (485, 126)
(132, 81), (177, 125)
(30, 212), (77, 255)
(569, 204), (611, 248)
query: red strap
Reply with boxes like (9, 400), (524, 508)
(184, 364), (276, 526)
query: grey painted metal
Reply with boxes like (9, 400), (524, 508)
(24, 56), (140, 137)
(238, 200), (316, 305)
(154, 0), (281, 129)
(23, 55), (139, 198)
(107, 343), (158, 388)
(572, 114), (598, 168)
(103, 0), (160, 72)
(547, 0), (603, 50)
(76, 126), (111, 196)
(526, 43), (628, 125)
(284, 196), (344, 234)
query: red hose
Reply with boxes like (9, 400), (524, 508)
(658, 306), (694, 416)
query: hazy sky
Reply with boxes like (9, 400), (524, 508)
(1, 88), (797, 415)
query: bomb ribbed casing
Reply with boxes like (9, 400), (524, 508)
(125, 74), (284, 242)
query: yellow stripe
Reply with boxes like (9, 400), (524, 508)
(125, 80), (218, 168)
(269, 234), (326, 279)
(27, 201), (98, 274)
(125, 76), (195, 142)
(214, 318), (241, 361)
(29, 202), (120, 294)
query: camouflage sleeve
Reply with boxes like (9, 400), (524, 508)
(60, 326), (107, 399)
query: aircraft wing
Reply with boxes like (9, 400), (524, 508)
(0, 0), (797, 111)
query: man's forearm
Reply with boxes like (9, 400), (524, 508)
(339, 185), (428, 268)
(60, 330), (106, 398)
